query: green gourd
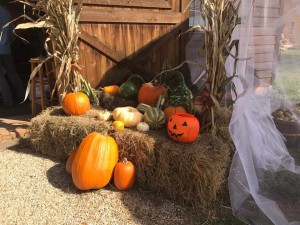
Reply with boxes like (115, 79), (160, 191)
(119, 74), (145, 99)
(159, 60), (193, 113)
(162, 71), (193, 113)
(79, 89), (90, 99)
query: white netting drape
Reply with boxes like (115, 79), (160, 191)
(227, 0), (300, 224)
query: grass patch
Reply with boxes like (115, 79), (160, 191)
(273, 63), (300, 103)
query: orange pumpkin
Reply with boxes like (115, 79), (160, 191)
(66, 148), (78, 174)
(163, 106), (187, 121)
(113, 158), (135, 191)
(167, 113), (200, 143)
(138, 82), (166, 106)
(62, 92), (90, 115)
(72, 132), (118, 190)
(102, 85), (120, 96)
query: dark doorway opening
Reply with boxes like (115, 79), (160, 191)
(1, 1), (46, 118)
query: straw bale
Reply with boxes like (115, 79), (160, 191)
(29, 106), (111, 159)
(29, 106), (234, 210)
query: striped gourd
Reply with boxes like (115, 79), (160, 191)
(136, 95), (166, 129)
(144, 107), (166, 129)
(136, 103), (152, 113)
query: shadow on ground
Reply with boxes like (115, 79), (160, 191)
(3, 138), (244, 225)
(45, 161), (209, 225)
(0, 101), (31, 118)
(45, 156), (243, 225)
(3, 138), (62, 163)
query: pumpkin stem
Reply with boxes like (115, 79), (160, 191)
(123, 158), (128, 164)
(74, 87), (78, 93)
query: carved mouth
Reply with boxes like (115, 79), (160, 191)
(168, 130), (184, 138)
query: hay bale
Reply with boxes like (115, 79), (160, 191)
(30, 106), (111, 159)
(29, 106), (233, 210)
(144, 131), (232, 209)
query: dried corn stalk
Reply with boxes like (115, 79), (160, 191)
(196, 0), (241, 135)
(15, 0), (98, 104)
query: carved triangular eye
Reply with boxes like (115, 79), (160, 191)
(169, 118), (173, 122)
(182, 121), (187, 126)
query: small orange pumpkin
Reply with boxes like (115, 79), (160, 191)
(62, 91), (90, 115)
(113, 158), (135, 191)
(167, 113), (200, 143)
(66, 148), (78, 174)
(138, 82), (166, 106)
(72, 132), (118, 190)
(102, 85), (120, 96)
(163, 106), (187, 121)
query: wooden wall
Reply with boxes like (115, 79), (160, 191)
(281, 0), (300, 45)
(253, 0), (281, 87)
(77, 0), (190, 88)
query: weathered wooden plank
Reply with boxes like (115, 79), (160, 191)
(129, 22), (185, 67)
(171, 0), (179, 12)
(251, 45), (276, 54)
(79, 30), (154, 79)
(81, 24), (98, 87)
(75, 0), (190, 87)
(252, 0), (281, 88)
(81, 0), (172, 9)
(253, 27), (277, 36)
(255, 53), (274, 63)
(254, 0), (280, 8)
(80, 8), (181, 24)
(253, 7), (280, 18)
(255, 62), (274, 70)
(253, 17), (278, 27)
(181, 0), (190, 17)
(255, 70), (273, 79)
(254, 36), (276, 45)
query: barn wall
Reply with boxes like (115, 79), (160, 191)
(253, 0), (281, 87)
(77, 0), (190, 88)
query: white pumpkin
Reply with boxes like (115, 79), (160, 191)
(97, 110), (112, 121)
(112, 106), (143, 127)
(136, 122), (149, 132)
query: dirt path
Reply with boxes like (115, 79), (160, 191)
(0, 139), (209, 225)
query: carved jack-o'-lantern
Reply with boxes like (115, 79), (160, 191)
(167, 113), (200, 143)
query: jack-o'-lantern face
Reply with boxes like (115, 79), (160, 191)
(167, 113), (200, 143)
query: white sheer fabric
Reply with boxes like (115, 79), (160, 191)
(228, 0), (300, 224)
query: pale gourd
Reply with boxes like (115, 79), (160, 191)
(97, 110), (112, 121)
(136, 122), (150, 132)
(112, 107), (143, 127)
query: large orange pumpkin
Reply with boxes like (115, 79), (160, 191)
(163, 106), (187, 121)
(71, 132), (118, 190)
(138, 82), (166, 106)
(167, 113), (200, 143)
(62, 91), (90, 116)
(66, 148), (78, 174)
(113, 158), (135, 191)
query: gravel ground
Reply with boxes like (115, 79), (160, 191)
(0, 139), (215, 225)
